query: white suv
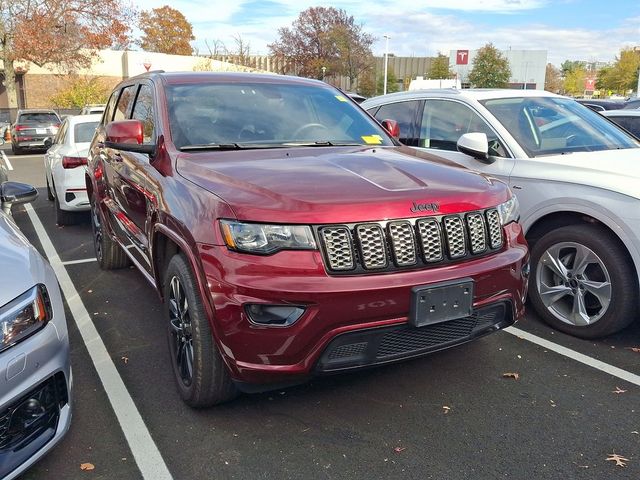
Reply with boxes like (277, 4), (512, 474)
(364, 89), (640, 338)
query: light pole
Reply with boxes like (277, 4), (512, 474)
(321, 66), (326, 81)
(383, 35), (390, 95)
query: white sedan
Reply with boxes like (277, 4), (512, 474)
(364, 89), (640, 338)
(44, 114), (101, 225)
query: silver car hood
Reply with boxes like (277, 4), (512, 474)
(0, 212), (49, 306)
(525, 148), (640, 201)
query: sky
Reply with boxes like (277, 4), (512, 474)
(134, 0), (640, 66)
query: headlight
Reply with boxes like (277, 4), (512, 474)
(220, 220), (317, 254)
(1, 285), (51, 353)
(496, 195), (520, 225)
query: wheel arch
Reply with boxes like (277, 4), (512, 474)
(524, 210), (639, 287)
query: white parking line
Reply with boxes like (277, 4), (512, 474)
(60, 257), (97, 266)
(505, 326), (640, 387)
(24, 204), (173, 480)
(1, 150), (13, 170)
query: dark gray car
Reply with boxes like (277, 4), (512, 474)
(10, 110), (61, 155)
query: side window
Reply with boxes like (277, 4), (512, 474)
(421, 100), (509, 157)
(54, 120), (68, 144)
(131, 84), (155, 143)
(611, 116), (640, 139)
(104, 91), (119, 123)
(372, 101), (420, 146)
(113, 85), (137, 121)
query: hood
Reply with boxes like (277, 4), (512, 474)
(0, 213), (49, 306)
(529, 148), (640, 200)
(177, 146), (510, 224)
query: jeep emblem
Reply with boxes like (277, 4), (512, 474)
(410, 201), (440, 213)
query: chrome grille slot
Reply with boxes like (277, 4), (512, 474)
(356, 224), (388, 269)
(417, 218), (443, 262)
(443, 216), (466, 258)
(320, 227), (354, 271)
(466, 213), (487, 254)
(388, 221), (417, 266)
(486, 209), (503, 249)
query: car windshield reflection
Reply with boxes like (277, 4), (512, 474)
(481, 97), (640, 157)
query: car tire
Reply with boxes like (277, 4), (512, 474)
(11, 144), (22, 155)
(164, 253), (238, 407)
(55, 196), (78, 226)
(46, 178), (54, 201)
(90, 198), (130, 269)
(529, 224), (638, 338)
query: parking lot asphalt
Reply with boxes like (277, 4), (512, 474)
(4, 147), (640, 480)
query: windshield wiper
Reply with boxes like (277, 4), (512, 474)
(180, 143), (243, 151)
(282, 141), (363, 147)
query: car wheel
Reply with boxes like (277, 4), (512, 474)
(90, 198), (130, 269)
(46, 178), (54, 201)
(164, 253), (237, 407)
(11, 144), (22, 155)
(529, 224), (638, 338)
(55, 196), (78, 226)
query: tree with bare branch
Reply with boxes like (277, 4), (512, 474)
(1, 0), (135, 119)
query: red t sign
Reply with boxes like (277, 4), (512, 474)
(456, 50), (469, 65)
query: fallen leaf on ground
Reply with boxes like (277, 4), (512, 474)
(442, 406), (451, 414)
(612, 387), (626, 394)
(626, 347), (640, 353)
(80, 463), (95, 471)
(87, 289), (93, 293)
(121, 356), (129, 364)
(606, 453), (629, 467)
(502, 372), (519, 380)
(394, 447), (406, 453)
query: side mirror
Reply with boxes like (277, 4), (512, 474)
(380, 119), (400, 139)
(104, 120), (155, 155)
(1, 181), (38, 215)
(457, 132), (493, 163)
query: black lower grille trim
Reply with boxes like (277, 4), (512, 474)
(0, 372), (68, 479)
(316, 302), (513, 373)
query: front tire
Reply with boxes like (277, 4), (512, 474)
(164, 253), (237, 407)
(90, 198), (130, 269)
(11, 144), (22, 155)
(529, 224), (638, 338)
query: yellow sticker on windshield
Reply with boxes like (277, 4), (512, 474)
(361, 135), (383, 144)
(335, 95), (348, 102)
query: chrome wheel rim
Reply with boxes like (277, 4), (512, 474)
(91, 204), (103, 262)
(168, 276), (194, 386)
(536, 241), (612, 326)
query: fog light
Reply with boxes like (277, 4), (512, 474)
(245, 304), (305, 327)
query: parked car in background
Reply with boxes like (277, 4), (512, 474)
(622, 98), (640, 110)
(601, 109), (640, 139)
(10, 110), (61, 155)
(363, 89), (640, 338)
(44, 114), (100, 225)
(80, 104), (106, 115)
(576, 98), (625, 112)
(0, 181), (72, 480)
(86, 72), (529, 406)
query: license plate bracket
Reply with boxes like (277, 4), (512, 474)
(409, 279), (474, 328)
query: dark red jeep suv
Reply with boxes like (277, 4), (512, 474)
(86, 71), (529, 406)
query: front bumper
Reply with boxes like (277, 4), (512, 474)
(0, 324), (72, 480)
(198, 222), (528, 387)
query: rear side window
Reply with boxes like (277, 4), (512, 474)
(19, 112), (60, 123)
(74, 122), (99, 143)
(608, 116), (640, 139)
(113, 85), (137, 121)
(131, 84), (155, 143)
(54, 119), (69, 144)
(104, 91), (119, 122)
(371, 101), (420, 146)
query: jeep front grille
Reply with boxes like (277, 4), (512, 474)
(318, 208), (503, 274)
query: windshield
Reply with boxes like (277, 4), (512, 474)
(19, 112), (60, 124)
(167, 82), (393, 150)
(74, 121), (99, 143)
(481, 96), (640, 157)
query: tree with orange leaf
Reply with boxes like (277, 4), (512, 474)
(1, 0), (135, 120)
(138, 5), (195, 56)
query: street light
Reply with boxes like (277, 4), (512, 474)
(383, 35), (390, 95)
(321, 66), (326, 81)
